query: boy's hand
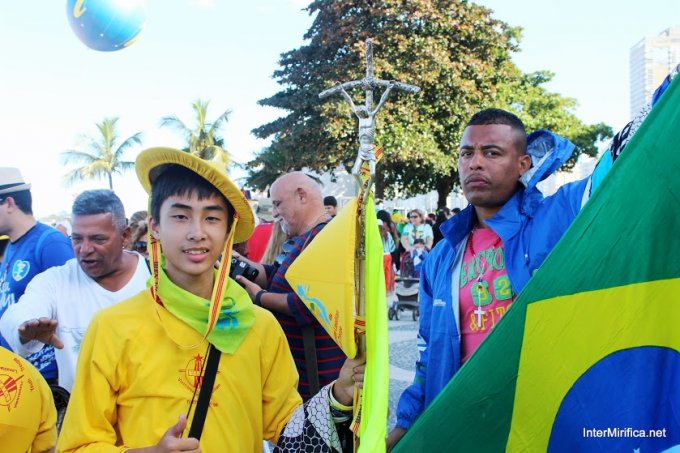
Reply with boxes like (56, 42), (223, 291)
(128, 415), (200, 453)
(332, 356), (366, 405)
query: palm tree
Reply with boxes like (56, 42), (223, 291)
(159, 99), (231, 169)
(61, 117), (143, 191)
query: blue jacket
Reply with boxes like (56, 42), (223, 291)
(396, 130), (604, 429)
(395, 66), (676, 431)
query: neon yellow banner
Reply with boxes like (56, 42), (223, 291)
(358, 197), (389, 453)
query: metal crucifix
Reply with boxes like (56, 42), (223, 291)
(318, 39), (420, 449)
(319, 39), (420, 191)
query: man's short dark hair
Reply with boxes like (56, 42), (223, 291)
(323, 195), (337, 207)
(1, 190), (33, 215)
(72, 190), (127, 231)
(150, 164), (233, 227)
(466, 108), (527, 153)
(435, 207), (450, 223)
(376, 209), (392, 226)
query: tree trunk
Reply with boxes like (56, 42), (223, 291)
(436, 179), (453, 209)
(108, 172), (113, 191)
(374, 167), (385, 201)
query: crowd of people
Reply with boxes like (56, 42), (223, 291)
(0, 155), (365, 452)
(0, 95), (657, 451)
(0, 154), (455, 453)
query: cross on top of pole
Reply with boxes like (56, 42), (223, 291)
(319, 39), (420, 178)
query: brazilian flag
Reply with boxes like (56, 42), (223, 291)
(394, 72), (680, 452)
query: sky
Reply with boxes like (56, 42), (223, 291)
(1, 0), (677, 218)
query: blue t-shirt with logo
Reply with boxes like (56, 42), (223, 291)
(0, 223), (74, 381)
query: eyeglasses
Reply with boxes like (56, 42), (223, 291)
(134, 240), (147, 252)
(409, 215), (420, 219)
(274, 240), (296, 266)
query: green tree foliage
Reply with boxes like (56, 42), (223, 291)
(496, 70), (613, 171)
(247, 0), (613, 206)
(160, 99), (232, 169)
(61, 117), (142, 191)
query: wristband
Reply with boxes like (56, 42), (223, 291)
(254, 289), (267, 306)
(329, 382), (353, 412)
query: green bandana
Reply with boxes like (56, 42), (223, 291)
(152, 259), (255, 354)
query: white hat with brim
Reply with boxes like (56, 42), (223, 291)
(0, 168), (31, 195)
(135, 147), (254, 243)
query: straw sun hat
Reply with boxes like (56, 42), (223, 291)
(0, 168), (31, 195)
(135, 147), (254, 243)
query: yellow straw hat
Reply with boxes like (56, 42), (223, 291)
(135, 147), (254, 242)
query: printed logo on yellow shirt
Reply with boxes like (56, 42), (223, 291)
(178, 353), (221, 394)
(0, 356), (29, 411)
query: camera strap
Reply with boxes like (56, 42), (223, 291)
(295, 222), (330, 398)
(188, 343), (221, 440)
(50, 384), (70, 434)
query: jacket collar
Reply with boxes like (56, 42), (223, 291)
(441, 189), (525, 248)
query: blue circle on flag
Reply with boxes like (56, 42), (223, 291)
(549, 346), (680, 452)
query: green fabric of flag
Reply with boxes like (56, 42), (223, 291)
(394, 73), (680, 452)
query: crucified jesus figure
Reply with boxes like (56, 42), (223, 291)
(339, 83), (394, 174)
(319, 39), (419, 180)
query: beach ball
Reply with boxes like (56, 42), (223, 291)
(66, 0), (147, 52)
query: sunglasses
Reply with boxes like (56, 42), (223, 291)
(274, 240), (296, 266)
(409, 215), (420, 219)
(134, 240), (147, 252)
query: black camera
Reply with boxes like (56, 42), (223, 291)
(229, 257), (259, 282)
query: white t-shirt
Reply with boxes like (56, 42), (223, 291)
(0, 253), (150, 392)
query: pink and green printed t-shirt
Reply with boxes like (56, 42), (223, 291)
(459, 227), (516, 362)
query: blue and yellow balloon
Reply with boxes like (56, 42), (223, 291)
(66, 0), (147, 52)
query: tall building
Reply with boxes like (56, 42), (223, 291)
(630, 27), (680, 117)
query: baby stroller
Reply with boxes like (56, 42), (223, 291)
(388, 252), (420, 321)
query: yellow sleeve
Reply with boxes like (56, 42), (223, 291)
(30, 370), (57, 452)
(57, 313), (125, 453)
(261, 323), (303, 442)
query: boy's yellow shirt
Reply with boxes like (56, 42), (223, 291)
(58, 290), (302, 452)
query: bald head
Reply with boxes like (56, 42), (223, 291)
(271, 172), (322, 201)
(270, 172), (325, 236)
